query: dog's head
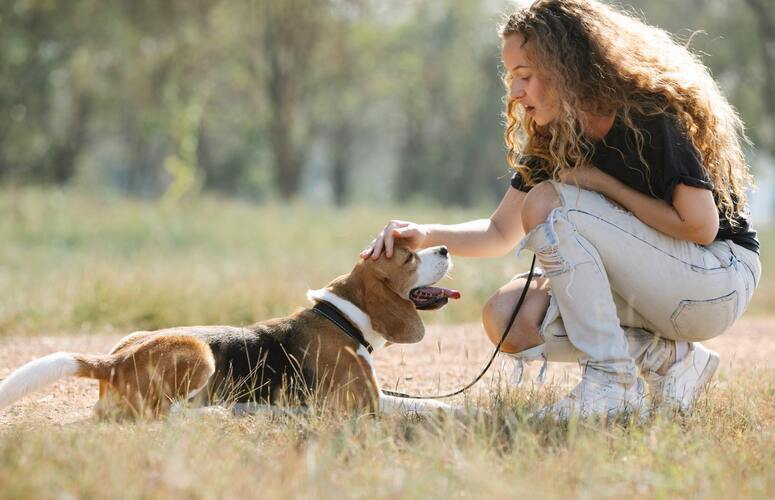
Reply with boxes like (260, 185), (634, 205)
(322, 243), (459, 344)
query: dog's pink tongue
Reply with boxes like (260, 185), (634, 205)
(445, 289), (461, 300)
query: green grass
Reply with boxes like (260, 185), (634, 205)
(0, 187), (771, 337)
(0, 187), (530, 337)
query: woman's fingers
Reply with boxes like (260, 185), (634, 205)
(359, 240), (376, 259)
(360, 220), (411, 259)
(383, 221), (411, 258)
(384, 229), (399, 258)
(378, 228), (398, 258)
(370, 232), (386, 260)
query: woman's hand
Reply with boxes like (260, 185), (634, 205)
(360, 220), (429, 259)
(559, 165), (610, 192)
(563, 165), (719, 245)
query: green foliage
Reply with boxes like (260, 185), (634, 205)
(1, 1), (769, 203)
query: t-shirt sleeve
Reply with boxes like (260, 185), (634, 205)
(657, 115), (713, 203)
(510, 171), (528, 191)
(510, 155), (548, 192)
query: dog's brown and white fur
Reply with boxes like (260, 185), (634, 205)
(0, 245), (456, 418)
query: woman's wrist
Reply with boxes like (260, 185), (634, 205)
(420, 223), (441, 248)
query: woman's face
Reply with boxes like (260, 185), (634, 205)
(502, 34), (559, 126)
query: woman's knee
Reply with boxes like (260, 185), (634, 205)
(521, 181), (562, 233)
(481, 287), (546, 353)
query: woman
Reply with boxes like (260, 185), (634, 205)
(361, 0), (760, 419)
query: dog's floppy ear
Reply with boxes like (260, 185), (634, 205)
(362, 269), (425, 344)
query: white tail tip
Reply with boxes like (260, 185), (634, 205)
(0, 352), (79, 410)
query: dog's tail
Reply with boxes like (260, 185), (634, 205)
(0, 352), (114, 410)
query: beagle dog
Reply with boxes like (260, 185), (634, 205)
(0, 244), (461, 419)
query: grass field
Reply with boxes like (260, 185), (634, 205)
(1, 188), (773, 336)
(0, 188), (772, 498)
(0, 188), (533, 336)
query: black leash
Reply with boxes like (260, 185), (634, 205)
(381, 254), (537, 400)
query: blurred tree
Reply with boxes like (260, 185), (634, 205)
(0, 1), (102, 184)
(0, 0), (771, 203)
(115, 0), (219, 198)
(314, 4), (360, 206)
(629, 0), (775, 155)
(259, 0), (326, 199)
(743, 0), (774, 150)
(392, 0), (508, 206)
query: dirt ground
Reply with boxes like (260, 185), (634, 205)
(1, 317), (771, 427)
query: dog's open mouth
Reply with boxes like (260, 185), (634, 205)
(410, 286), (461, 310)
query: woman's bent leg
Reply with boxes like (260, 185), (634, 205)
(518, 184), (646, 419)
(547, 182), (754, 342)
(526, 181), (758, 413)
(481, 275), (550, 354)
(483, 276), (660, 374)
(520, 186), (638, 382)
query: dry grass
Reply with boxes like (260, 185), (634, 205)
(0, 371), (772, 499)
(0, 188), (772, 499)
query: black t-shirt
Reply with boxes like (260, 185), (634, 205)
(510, 113), (759, 253)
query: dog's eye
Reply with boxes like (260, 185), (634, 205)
(403, 253), (414, 265)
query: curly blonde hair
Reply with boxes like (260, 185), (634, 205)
(501, 0), (754, 221)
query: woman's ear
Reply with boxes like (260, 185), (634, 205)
(363, 281), (425, 344)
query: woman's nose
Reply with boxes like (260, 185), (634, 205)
(510, 81), (526, 100)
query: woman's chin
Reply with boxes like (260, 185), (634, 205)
(532, 115), (550, 126)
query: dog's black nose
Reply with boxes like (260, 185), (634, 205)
(439, 246), (448, 256)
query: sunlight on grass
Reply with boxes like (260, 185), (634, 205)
(0, 188), (529, 336)
(0, 370), (771, 498)
(0, 188), (772, 498)
(1, 188), (771, 337)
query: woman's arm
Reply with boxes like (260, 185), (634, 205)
(562, 166), (719, 245)
(361, 187), (528, 259)
(423, 188), (528, 257)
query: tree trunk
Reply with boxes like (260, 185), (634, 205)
(330, 122), (353, 206)
(51, 95), (92, 185)
(267, 51), (302, 199)
(396, 113), (426, 202)
(262, 2), (316, 200)
(744, 0), (775, 151)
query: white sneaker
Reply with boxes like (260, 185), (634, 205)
(646, 342), (719, 414)
(538, 370), (645, 421)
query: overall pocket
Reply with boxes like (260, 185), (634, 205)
(670, 290), (738, 341)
